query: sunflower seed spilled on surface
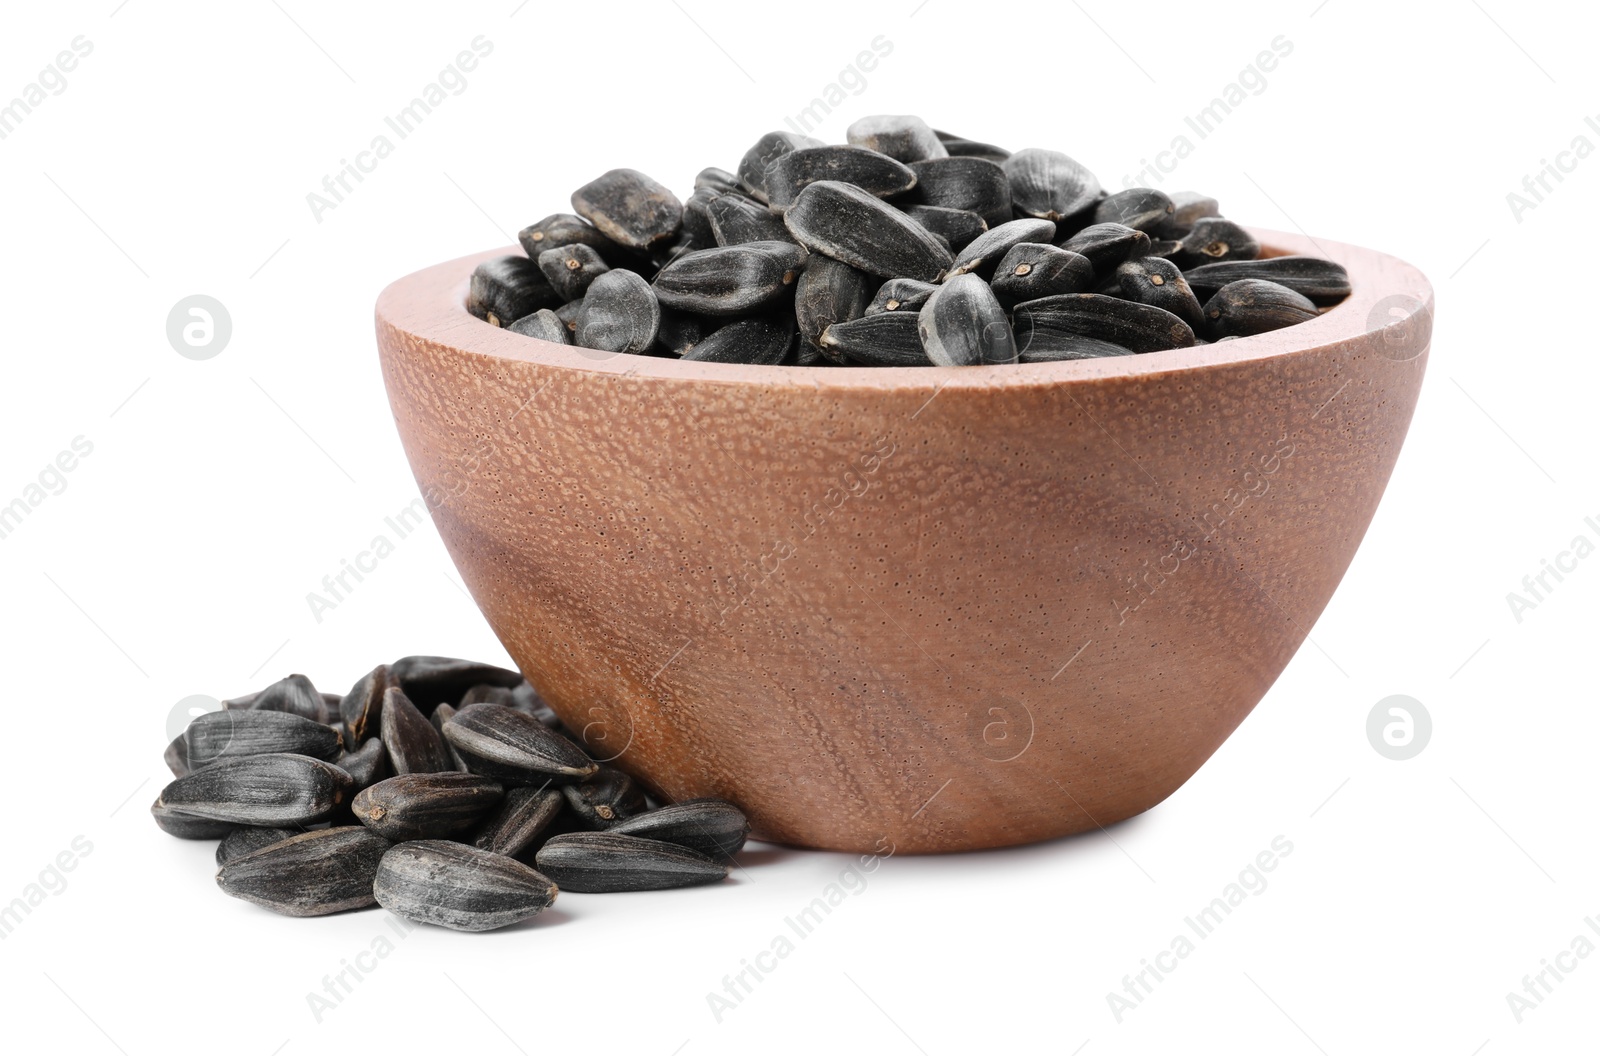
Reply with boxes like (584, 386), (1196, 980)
(1202, 279), (1321, 338)
(1181, 256), (1352, 305)
(796, 255), (871, 357)
(381, 685), (456, 775)
(335, 736), (391, 791)
(185, 709), (343, 769)
(156, 753), (355, 828)
(536, 244), (611, 302)
(570, 168), (683, 250)
(707, 193), (794, 246)
(535, 832), (728, 893)
(467, 256), (561, 327)
(374, 841), (558, 932)
(820, 312), (931, 366)
(215, 826), (299, 867)
(1003, 148), (1102, 223)
(845, 114), (948, 163)
(736, 131), (825, 203)
(906, 157), (1013, 229)
(562, 766), (648, 829)
(990, 244), (1096, 303)
(918, 274), (1016, 366)
(574, 269), (661, 354)
(865, 278), (938, 316)
(1116, 257), (1206, 330)
(507, 308), (572, 345)
(151, 798), (238, 839)
(653, 242), (808, 316)
(785, 180), (953, 282)
(353, 773), (504, 841)
(1013, 293), (1196, 354)
(764, 145), (918, 212)
(444, 702), (599, 786)
(943, 218), (1057, 280)
(680, 314), (795, 365)
(471, 786), (566, 857)
(216, 827), (392, 917)
(606, 798), (750, 861)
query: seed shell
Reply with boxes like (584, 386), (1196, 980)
(707, 193), (795, 246)
(865, 278), (938, 316)
(1060, 223), (1153, 279)
(471, 786), (567, 857)
(339, 664), (392, 744)
(155, 753), (355, 827)
(1175, 217), (1261, 268)
(905, 157), (1013, 229)
(536, 243), (610, 301)
(1093, 188), (1175, 232)
(1003, 148), (1102, 223)
(989, 244), (1096, 303)
(536, 832), (728, 893)
(845, 114), (948, 163)
(467, 256), (561, 327)
(215, 826), (299, 867)
(1202, 279), (1321, 338)
(606, 798), (750, 861)
(575, 269), (661, 354)
(216, 827), (392, 917)
(736, 131), (825, 202)
(944, 218), (1057, 280)
(795, 255), (871, 357)
(1181, 256), (1352, 305)
(562, 766), (648, 829)
(680, 314), (795, 365)
(1116, 257), (1205, 330)
(250, 674), (330, 723)
(1012, 293), (1196, 354)
(764, 145), (918, 212)
(785, 180), (953, 282)
(653, 242), (808, 316)
(185, 709), (343, 769)
(353, 772), (504, 841)
(380, 685), (456, 775)
(1017, 335), (1137, 362)
(335, 737), (391, 791)
(570, 168), (683, 250)
(390, 656), (523, 710)
(373, 841), (558, 932)
(150, 798), (238, 839)
(443, 703), (600, 786)
(918, 274), (1016, 366)
(900, 205), (988, 253)
(819, 312), (931, 366)
(507, 308), (572, 345)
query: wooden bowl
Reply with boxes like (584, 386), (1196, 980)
(375, 229), (1431, 853)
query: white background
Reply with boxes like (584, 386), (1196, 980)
(1, 1), (1594, 1052)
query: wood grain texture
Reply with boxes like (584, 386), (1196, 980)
(374, 229), (1432, 853)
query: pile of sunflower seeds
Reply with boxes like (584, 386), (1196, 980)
(467, 113), (1351, 366)
(154, 656), (749, 932)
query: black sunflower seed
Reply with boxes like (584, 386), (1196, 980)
(900, 205), (987, 252)
(373, 841), (558, 932)
(681, 186), (720, 246)
(795, 255), (870, 357)
(353, 773), (504, 841)
(562, 766), (648, 829)
(707, 193), (794, 246)
(656, 309), (712, 357)
(536, 244), (611, 301)
(507, 308), (572, 345)
(471, 786), (566, 857)
(380, 686), (456, 776)
(845, 114), (948, 163)
(1175, 217), (1261, 268)
(164, 733), (191, 778)
(736, 131), (825, 203)
(459, 685), (518, 709)
(1003, 148), (1102, 223)
(150, 798), (238, 839)
(443, 703), (599, 786)
(185, 709), (343, 769)
(766, 146), (919, 212)
(918, 274), (1016, 366)
(216, 827), (391, 917)
(335, 737), (391, 791)
(1060, 223), (1153, 279)
(518, 213), (639, 266)
(607, 798), (750, 861)
(431, 703), (469, 770)
(575, 269), (661, 354)
(1181, 256), (1352, 305)
(944, 218), (1058, 280)
(905, 157), (1013, 229)
(680, 314), (795, 365)
(155, 753), (355, 828)
(865, 278), (938, 316)
(694, 166), (742, 195)
(570, 168), (683, 250)
(467, 256), (562, 327)
(1012, 293), (1196, 354)
(1116, 257), (1205, 330)
(535, 832), (728, 893)
(653, 242), (808, 316)
(1167, 191), (1221, 231)
(933, 129), (1011, 162)
(391, 656), (524, 710)
(1093, 188), (1175, 232)
(250, 674), (330, 723)
(1202, 279), (1321, 338)
(215, 826), (299, 867)
(339, 664), (392, 744)
(785, 180), (953, 282)
(819, 312), (931, 366)
(1018, 335), (1137, 362)
(989, 244), (1095, 303)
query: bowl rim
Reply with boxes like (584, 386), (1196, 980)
(375, 226), (1433, 391)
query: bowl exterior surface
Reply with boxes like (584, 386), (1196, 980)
(376, 230), (1431, 852)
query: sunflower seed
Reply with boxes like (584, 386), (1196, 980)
(249, 674), (329, 723)
(1018, 335), (1137, 362)
(695, 166), (742, 195)
(338, 664), (391, 744)
(459, 685), (518, 709)
(785, 181), (953, 282)
(216, 827), (391, 917)
(990, 244), (1095, 303)
(444, 702), (599, 786)
(381, 686), (456, 775)
(1093, 188), (1175, 232)
(1012, 293), (1196, 354)
(570, 168), (683, 250)
(1167, 191), (1221, 231)
(536, 244), (610, 301)
(1003, 148), (1102, 223)
(1175, 217), (1260, 268)
(510, 682), (562, 727)
(653, 242), (808, 316)
(845, 114), (948, 163)
(575, 269), (661, 354)
(900, 205), (987, 252)
(471, 786), (566, 857)
(736, 131), (825, 203)
(865, 278), (938, 316)
(707, 193), (794, 246)
(656, 310), (712, 357)
(156, 753), (355, 827)
(1202, 279), (1320, 338)
(507, 308), (572, 345)
(765, 146), (918, 212)
(933, 129), (1011, 162)
(796, 255), (870, 357)
(353, 772), (504, 841)
(1060, 223), (1153, 279)
(681, 187), (720, 246)
(680, 314), (795, 364)
(535, 832), (728, 892)
(164, 734), (191, 777)
(374, 840), (558, 932)
(944, 218), (1057, 280)
(556, 299), (582, 333)
(1181, 256), (1351, 305)
(431, 703), (470, 770)
(1116, 257), (1205, 330)
(918, 273), (1016, 366)
(467, 256), (562, 327)
(563, 767), (648, 829)
(905, 157), (1013, 229)
(606, 798), (750, 861)
(390, 657), (527, 709)
(820, 311), (931, 366)
(185, 709), (343, 769)
(518, 213), (636, 265)
(215, 826), (299, 866)
(335, 737), (391, 791)
(150, 798), (238, 839)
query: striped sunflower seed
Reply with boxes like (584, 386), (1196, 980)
(1003, 148), (1102, 223)
(216, 827), (391, 917)
(353, 772), (504, 841)
(845, 114), (948, 164)
(380, 685), (456, 776)
(430, 703), (469, 770)
(185, 709), (343, 769)
(865, 278), (938, 316)
(1167, 191), (1221, 232)
(694, 166), (742, 195)
(785, 180), (953, 282)
(335, 737), (391, 792)
(918, 273), (1016, 366)
(1175, 217), (1260, 268)
(537, 243), (611, 301)
(1202, 279), (1320, 338)
(443, 702), (599, 786)
(1012, 293), (1196, 354)
(249, 674), (330, 723)
(150, 798), (238, 839)
(707, 193), (794, 246)
(906, 157), (1013, 229)
(164, 733), (191, 778)
(215, 826), (298, 867)
(155, 753), (355, 828)
(339, 664), (392, 744)
(736, 131), (825, 203)
(391, 656), (524, 709)
(944, 218), (1058, 280)
(536, 832), (728, 892)
(656, 309), (712, 357)
(933, 128), (1011, 162)
(796, 255), (871, 358)
(819, 312), (931, 366)
(507, 308), (572, 345)
(1093, 188), (1175, 232)
(373, 841), (558, 932)
(575, 269), (661, 354)
(900, 205), (988, 253)
(1060, 223), (1154, 280)
(471, 786), (566, 857)
(1181, 256), (1351, 305)
(1116, 257), (1205, 330)
(680, 314), (794, 365)
(517, 213), (636, 265)
(606, 798), (750, 861)
(467, 256), (561, 327)
(562, 766), (648, 829)
(990, 244), (1096, 303)
(764, 146), (918, 213)
(1018, 335), (1137, 362)
(570, 168), (683, 250)
(653, 242), (808, 316)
